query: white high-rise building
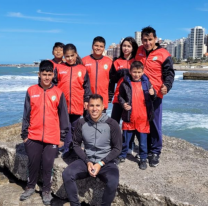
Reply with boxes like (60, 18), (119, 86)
(175, 38), (185, 60)
(135, 31), (142, 46)
(189, 26), (205, 59)
(166, 42), (176, 57)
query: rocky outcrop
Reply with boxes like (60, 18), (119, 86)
(183, 72), (208, 80)
(1, 123), (208, 206)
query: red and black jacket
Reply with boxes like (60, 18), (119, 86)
(109, 57), (135, 103)
(135, 44), (175, 98)
(82, 55), (112, 109)
(55, 63), (92, 115)
(21, 84), (69, 145)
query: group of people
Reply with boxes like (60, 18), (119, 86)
(20, 26), (175, 206)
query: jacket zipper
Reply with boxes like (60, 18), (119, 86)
(95, 61), (98, 93)
(69, 67), (73, 113)
(93, 123), (98, 163)
(42, 90), (46, 142)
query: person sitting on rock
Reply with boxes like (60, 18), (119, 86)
(20, 60), (69, 205)
(62, 94), (122, 206)
(116, 61), (156, 170)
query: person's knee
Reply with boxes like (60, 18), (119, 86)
(106, 172), (119, 190)
(62, 167), (75, 182)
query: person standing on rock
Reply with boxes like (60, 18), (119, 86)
(135, 26), (175, 167)
(62, 94), (122, 206)
(82, 36), (112, 112)
(20, 60), (69, 205)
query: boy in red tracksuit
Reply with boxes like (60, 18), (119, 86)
(82, 36), (112, 111)
(20, 60), (69, 204)
(117, 61), (156, 170)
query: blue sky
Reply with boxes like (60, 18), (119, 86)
(0, 0), (208, 64)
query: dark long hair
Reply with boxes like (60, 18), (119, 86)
(63, 44), (83, 65)
(119, 37), (138, 59)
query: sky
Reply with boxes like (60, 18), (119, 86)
(0, 0), (208, 64)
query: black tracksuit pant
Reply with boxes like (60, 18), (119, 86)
(24, 139), (58, 192)
(62, 159), (119, 206)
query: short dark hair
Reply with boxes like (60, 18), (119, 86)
(89, 94), (103, 103)
(39, 60), (54, 72)
(119, 37), (138, 59)
(141, 26), (156, 38)
(130, 61), (144, 71)
(52, 42), (65, 50)
(92, 36), (106, 46)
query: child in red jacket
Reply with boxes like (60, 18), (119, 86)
(117, 61), (156, 170)
(56, 44), (92, 157)
(20, 60), (69, 204)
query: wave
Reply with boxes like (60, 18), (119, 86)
(0, 75), (38, 80)
(163, 111), (208, 130)
(174, 74), (183, 80)
(0, 86), (30, 92)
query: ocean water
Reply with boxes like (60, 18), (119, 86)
(0, 67), (208, 150)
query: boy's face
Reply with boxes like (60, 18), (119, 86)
(141, 33), (157, 52)
(87, 98), (104, 122)
(53, 47), (63, 59)
(92, 41), (105, 57)
(38, 71), (54, 88)
(130, 67), (144, 81)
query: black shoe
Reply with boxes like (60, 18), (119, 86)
(139, 159), (147, 170)
(115, 157), (125, 165)
(20, 187), (35, 201)
(42, 191), (53, 205)
(149, 154), (159, 167)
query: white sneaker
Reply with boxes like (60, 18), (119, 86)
(127, 149), (133, 155)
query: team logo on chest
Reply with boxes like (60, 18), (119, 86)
(51, 95), (56, 101)
(104, 64), (108, 70)
(78, 71), (82, 77)
(153, 56), (158, 61)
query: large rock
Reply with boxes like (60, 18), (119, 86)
(183, 72), (208, 80)
(0, 123), (208, 206)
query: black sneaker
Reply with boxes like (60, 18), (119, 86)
(20, 187), (35, 201)
(139, 159), (147, 170)
(42, 191), (53, 205)
(149, 154), (159, 167)
(115, 157), (125, 165)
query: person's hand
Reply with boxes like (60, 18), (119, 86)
(84, 102), (88, 110)
(149, 85), (154, 95)
(24, 138), (28, 143)
(123, 103), (131, 111)
(161, 84), (167, 95)
(92, 163), (101, 176)
(58, 141), (64, 148)
(87, 162), (96, 177)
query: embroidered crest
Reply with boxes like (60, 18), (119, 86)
(78, 71), (82, 77)
(51, 96), (56, 101)
(104, 64), (108, 70)
(153, 56), (158, 61)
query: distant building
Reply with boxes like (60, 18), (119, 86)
(175, 38), (185, 60)
(204, 34), (208, 52)
(189, 26), (205, 59)
(184, 36), (190, 59)
(166, 42), (176, 57)
(107, 43), (120, 59)
(135, 31), (142, 46)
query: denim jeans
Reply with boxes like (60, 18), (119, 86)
(120, 130), (148, 159)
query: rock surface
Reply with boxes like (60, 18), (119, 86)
(183, 72), (208, 80)
(0, 123), (208, 206)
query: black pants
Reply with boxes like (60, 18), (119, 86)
(24, 139), (58, 192)
(111, 103), (123, 124)
(64, 114), (81, 153)
(62, 159), (119, 206)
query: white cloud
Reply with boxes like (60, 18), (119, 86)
(0, 29), (62, 33)
(197, 3), (208, 11)
(37, 9), (84, 16)
(7, 12), (98, 24)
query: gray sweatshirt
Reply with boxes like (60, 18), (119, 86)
(73, 113), (122, 164)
